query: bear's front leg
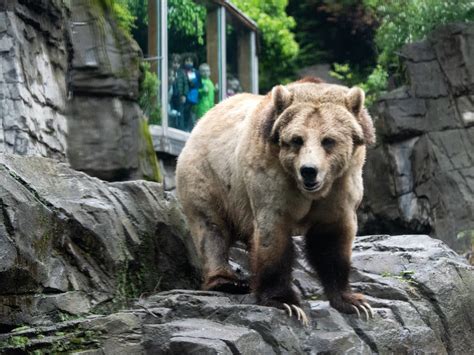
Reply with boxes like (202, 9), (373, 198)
(251, 218), (309, 325)
(305, 215), (374, 320)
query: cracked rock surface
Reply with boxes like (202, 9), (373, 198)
(1, 238), (473, 353)
(0, 154), (200, 328)
(0, 0), (68, 159)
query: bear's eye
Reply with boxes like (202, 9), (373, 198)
(321, 137), (336, 150)
(291, 136), (304, 147)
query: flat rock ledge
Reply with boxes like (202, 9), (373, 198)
(1, 234), (473, 354)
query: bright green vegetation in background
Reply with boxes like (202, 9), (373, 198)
(330, 63), (388, 107)
(116, 0), (299, 92)
(94, 1), (162, 126)
(114, 0), (207, 49)
(366, 0), (474, 70)
(139, 62), (161, 125)
(103, 0), (474, 104)
(92, 0), (136, 32)
(331, 0), (474, 105)
(168, 0), (207, 45)
(233, 0), (299, 91)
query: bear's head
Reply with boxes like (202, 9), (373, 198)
(262, 81), (375, 198)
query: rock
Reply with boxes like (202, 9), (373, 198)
(66, 0), (152, 181)
(431, 23), (474, 96)
(0, 0), (159, 182)
(67, 96), (141, 181)
(400, 40), (437, 62)
(1, 234), (472, 354)
(361, 23), (474, 252)
(405, 60), (449, 98)
(0, 154), (200, 327)
(144, 319), (275, 354)
(0, 2), (68, 160)
(69, 0), (141, 100)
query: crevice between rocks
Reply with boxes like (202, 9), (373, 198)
(0, 198), (15, 238)
(345, 319), (379, 354)
(411, 281), (452, 353)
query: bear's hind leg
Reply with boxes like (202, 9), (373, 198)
(305, 219), (374, 319)
(189, 218), (249, 294)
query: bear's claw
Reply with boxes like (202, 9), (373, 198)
(331, 292), (375, 321)
(282, 303), (310, 326)
(351, 302), (374, 320)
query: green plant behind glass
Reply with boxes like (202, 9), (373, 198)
(233, 0), (299, 92)
(139, 62), (161, 125)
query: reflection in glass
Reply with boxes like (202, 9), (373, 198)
(196, 63), (216, 119)
(167, 1), (217, 131)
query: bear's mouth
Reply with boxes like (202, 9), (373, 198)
(303, 181), (322, 191)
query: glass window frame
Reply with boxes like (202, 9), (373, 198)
(151, 0), (259, 155)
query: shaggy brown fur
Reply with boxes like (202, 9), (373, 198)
(176, 80), (375, 317)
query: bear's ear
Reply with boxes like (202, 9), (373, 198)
(346, 87), (376, 146)
(345, 87), (365, 116)
(261, 85), (294, 143)
(272, 85), (293, 115)
(359, 108), (376, 146)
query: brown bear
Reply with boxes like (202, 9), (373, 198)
(176, 79), (376, 324)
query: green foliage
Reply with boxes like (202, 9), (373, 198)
(92, 0), (136, 33)
(330, 0), (474, 106)
(330, 63), (387, 106)
(117, 0), (206, 49)
(365, 0), (474, 70)
(139, 62), (161, 125)
(168, 0), (207, 45)
(288, 0), (378, 70)
(5, 336), (30, 349)
(233, 0), (299, 91)
(358, 65), (388, 106)
(329, 63), (356, 85)
(113, 0), (137, 32)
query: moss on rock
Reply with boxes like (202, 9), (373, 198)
(139, 117), (162, 182)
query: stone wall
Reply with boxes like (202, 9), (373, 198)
(0, 0), (68, 160)
(0, 0), (159, 182)
(360, 23), (474, 252)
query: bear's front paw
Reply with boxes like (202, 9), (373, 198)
(330, 292), (374, 320)
(259, 297), (309, 326)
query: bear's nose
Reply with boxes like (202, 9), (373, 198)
(300, 165), (318, 180)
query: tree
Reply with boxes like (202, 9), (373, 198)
(233, 0), (299, 91)
(287, 0), (378, 71)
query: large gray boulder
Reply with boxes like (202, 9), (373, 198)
(1, 233), (472, 354)
(67, 0), (146, 181)
(0, 154), (200, 327)
(360, 23), (474, 252)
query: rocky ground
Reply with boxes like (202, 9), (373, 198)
(0, 155), (472, 354)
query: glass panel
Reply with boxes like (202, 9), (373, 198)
(167, 1), (215, 132)
(226, 13), (252, 96)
